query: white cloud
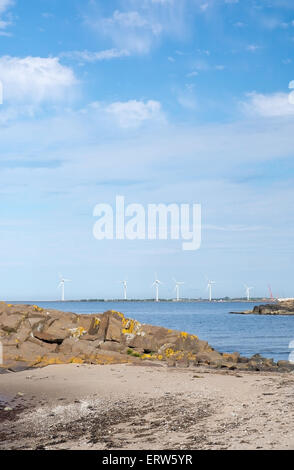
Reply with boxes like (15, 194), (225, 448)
(106, 10), (149, 29)
(0, 0), (13, 14)
(96, 9), (163, 53)
(234, 21), (245, 27)
(85, 1), (187, 55)
(0, 0), (13, 30)
(104, 100), (164, 128)
(61, 48), (130, 63)
(102, 9), (164, 36)
(260, 16), (290, 30)
(42, 12), (54, 19)
(190, 60), (225, 74)
(200, 3), (209, 11)
(246, 44), (261, 52)
(0, 29), (11, 36)
(186, 71), (198, 77)
(85, 99), (164, 129)
(0, 56), (77, 104)
(242, 92), (294, 117)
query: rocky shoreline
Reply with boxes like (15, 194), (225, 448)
(1, 302), (294, 374)
(231, 300), (294, 316)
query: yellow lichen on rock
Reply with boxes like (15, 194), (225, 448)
(70, 357), (84, 364)
(121, 316), (142, 336)
(180, 331), (198, 341)
(165, 348), (175, 357)
(39, 356), (65, 366)
(110, 310), (124, 318)
(93, 317), (100, 327)
(70, 327), (86, 338)
(33, 305), (44, 313)
(187, 352), (196, 360)
(31, 355), (43, 365)
(141, 353), (154, 359)
(122, 319), (135, 335)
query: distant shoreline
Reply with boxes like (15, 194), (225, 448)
(8, 299), (267, 303)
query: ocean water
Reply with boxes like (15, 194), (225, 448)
(12, 300), (294, 362)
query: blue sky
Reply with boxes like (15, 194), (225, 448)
(1, 0), (294, 300)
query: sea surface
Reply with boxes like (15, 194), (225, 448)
(12, 300), (294, 362)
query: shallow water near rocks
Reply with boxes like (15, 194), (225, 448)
(10, 300), (294, 362)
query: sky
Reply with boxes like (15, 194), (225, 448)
(1, 0), (294, 300)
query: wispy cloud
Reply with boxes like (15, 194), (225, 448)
(177, 84), (198, 110)
(0, 0), (14, 31)
(97, 99), (164, 128)
(61, 48), (130, 63)
(0, 0), (13, 15)
(242, 92), (294, 117)
(84, 0), (188, 55)
(246, 44), (262, 52)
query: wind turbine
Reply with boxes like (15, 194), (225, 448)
(58, 275), (71, 302)
(173, 279), (184, 302)
(244, 284), (253, 301)
(207, 280), (215, 302)
(121, 280), (128, 300)
(152, 275), (162, 302)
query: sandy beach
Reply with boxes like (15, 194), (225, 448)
(1, 362), (294, 450)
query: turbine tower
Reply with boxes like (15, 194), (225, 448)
(121, 280), (128, 300)
(173, 279), (184, 301)
(58, 276), (71, 302)
(152, 275), (162, 302)
(244, 284), (253, 301)
(207, 280), (215, 302)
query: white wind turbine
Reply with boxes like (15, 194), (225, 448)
(152, 275), (162, 302)
(58, 275), (71, 302)
(244, 284), (253, 301)
(173, 279), (184, 302)
(207, 280), (215, 302)
(121, 280), (128, 300)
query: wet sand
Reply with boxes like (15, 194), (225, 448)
(1, 362), (294, 450)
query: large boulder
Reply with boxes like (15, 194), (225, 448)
(105, 312), (124, 342)
(0, 312), (24, 333)
(277, 360), (294, 371)
(41, 317), (77, 342)
(16, 340), (53, 361)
